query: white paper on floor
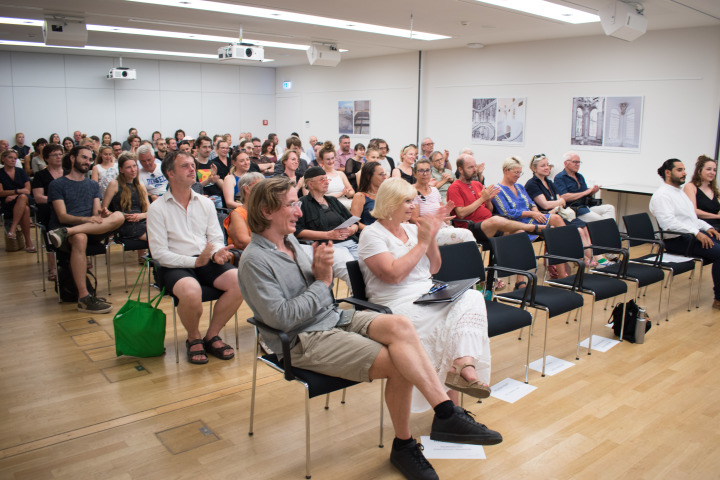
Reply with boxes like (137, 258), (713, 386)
(489, 378), (537, 403)
(528, 355), (574, 376)
(420, 436), (486, 459)
(579, 335), (620, 352)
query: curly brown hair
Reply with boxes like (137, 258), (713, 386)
(691, 155), (719, 198)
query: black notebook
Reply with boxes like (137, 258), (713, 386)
(413, 278), (480, 304)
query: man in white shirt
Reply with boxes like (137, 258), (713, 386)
(147, 150), (243, 364)
(649, 158), (720, 309)
(137, 145), (168, 202)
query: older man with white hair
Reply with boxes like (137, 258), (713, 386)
(554, 151), (615, 223)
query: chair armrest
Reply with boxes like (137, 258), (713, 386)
(247, 317), (296, 381)
(451, 218), (475, 229)
(229, 248), (242, 266)
(537, 254), (585, 291)
(487, 265), (537, 309)
(339, 297), (393, 314)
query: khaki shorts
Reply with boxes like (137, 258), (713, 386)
(290, 310), (382, 382)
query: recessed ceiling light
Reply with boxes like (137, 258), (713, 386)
(473, 0), (598, 24)
(467, 42), (485, 48)
(124, 0), (450, 40)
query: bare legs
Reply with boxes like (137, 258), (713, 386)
(8, 194), (34, 250)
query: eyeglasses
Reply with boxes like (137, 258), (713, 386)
(532, 153), (546, 159)
(285, 200), (302, 210)
(416, 168), (431, 174)
(570, 160), (582, 165)
(422, 142), (434, 147)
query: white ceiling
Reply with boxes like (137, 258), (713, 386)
(0, 0), (718, 67)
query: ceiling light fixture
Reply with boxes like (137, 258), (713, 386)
(0, 39), (274, 61)
(0, 17), (347, 52)
(472, 0), (599, 24)
(124, 0), (450, 40)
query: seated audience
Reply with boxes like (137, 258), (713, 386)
(278, 149), (303, 184)
(375, 138), (395, 176)
(447, 154), (547, 244)
(411, 159), (474, 246)
(91, 146), (118, 198)
(147, 150), (243, 364)
(47, 146), (125, 313)
(102, 153), (149, 259)
(111, 141), (122, 159)
(49, 133), (61, 145)
(650, 159), (720, 309)
(391, 144), (418, 185)
(29, 138), (49, 174)
(316, 141), (354, 208)
(344, 142), (366, 191)
(62, 137), (75, 154)
(32, 144), (65, 279)
(126, 134), (141, 154)
(350, 157), (385, 231)
(138, 144), (168, 202)
(554, 151), (615, 222)
(121, 128), (138, 151)
(165, 137), (177, 152)
(683, 155), (720, 230)
(0, 150), (35, 252)
(454, 151), (484, 184)
(359, 177), (493, 411)
(525, 153), (596, 266)
(223, 172), (263, 250)
(273, 136), (309, 177)
(238, 176), (502, 480)
(101, 132), (112, 147)
(429, 150), (455, 202)
(222, 149), (259, 209)
(335, 134), (355, 170)
(12, 132), (30, 160)
(257, 139), (277, 174)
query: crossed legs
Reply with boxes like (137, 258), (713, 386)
(8, 194), (34, 250)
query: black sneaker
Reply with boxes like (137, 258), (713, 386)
(430, 406), (503, 446)
(78, 295), (113, 314)
(390, 439), (438, 480)
(49, 227), (69, 252)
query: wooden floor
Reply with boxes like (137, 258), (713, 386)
(1, 238), (719, 480)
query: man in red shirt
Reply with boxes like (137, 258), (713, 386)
(447, 154), (544, 242)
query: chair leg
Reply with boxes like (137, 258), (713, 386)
(697, 261), (704, 308)
(305, 387), (312, 479)
(541, 307), (551, 377)
(341, 388), (347, 404)
(586, 293), (598, 355)
(325, 393), (331, 410)
(123, 247), (129, 292)
(41, 244), (46, 292)
(235, 313), (239, 350)
(658, 280), (664, 324)
(379, 379), (385, 448)
(249, 329), (260, 437)
(524, 315), (533, 384)
(105, 249), (111, 296)
(173, 306), (179, 364)
(664, 272), (673, 322)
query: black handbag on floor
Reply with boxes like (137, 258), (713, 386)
(608, 299), (651, 343)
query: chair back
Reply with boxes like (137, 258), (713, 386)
(435, 241), (486, 282)
(623, 213), (656, 247)
(346, 260), (368, 301)
(488, 232), (537, 271)
(543, 225), (585, 264)
(585, 218), (623, 255)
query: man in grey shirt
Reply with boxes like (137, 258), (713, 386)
(238, 177), (502, 480)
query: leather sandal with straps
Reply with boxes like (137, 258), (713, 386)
(203, 335), (234, 360)
(444, 364), (491, 399)
(186, 339), (209, 365)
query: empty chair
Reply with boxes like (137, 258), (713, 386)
(543, 225), (628, 354)
(623, 212), (700, 315)
(489, 233), (584, 378)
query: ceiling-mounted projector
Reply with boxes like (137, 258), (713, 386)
(43, 15), (87, 47)
(107, 67), (137, 80)
(218, 44), (264, 62)
(307, 44), (341, 67)
(599, 1), (648, 41)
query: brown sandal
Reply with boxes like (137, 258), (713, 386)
(444, 363), (491, 399)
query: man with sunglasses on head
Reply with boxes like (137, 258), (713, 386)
(554, 151), (615, 223)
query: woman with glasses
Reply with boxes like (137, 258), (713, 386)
(493, 156), (567, 281)
(411, 158), (474, 246)
(391, 144), (418, 185)
(350, 156), (385, 231)
(684, 155), (720, 230)
(317, 140), (355, 209)
(358, 177), (493, 410)
(526, 154), (597, 267)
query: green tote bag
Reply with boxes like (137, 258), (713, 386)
(113, 261), (167, 357)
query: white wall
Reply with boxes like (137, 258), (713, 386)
(0, 51), (276, 145)
(275, 53), (420, 155)
(274, 26), (720, 194)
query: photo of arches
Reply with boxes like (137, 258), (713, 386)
(471, 97), (526, 145)
(571, 96), (643, 151)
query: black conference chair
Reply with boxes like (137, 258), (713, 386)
(248, 293), (388, 479)
(586, 219), (666, 328)
(433, 241), (534, 382)
(145, 256), (239, 363)
(489, 233), (584, 377)
(543, 226), (628, 355)
(623, 213), (700, 317)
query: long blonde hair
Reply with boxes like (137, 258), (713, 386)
(117, 153), (148, 213)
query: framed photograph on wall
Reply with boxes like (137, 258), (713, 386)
(338, 100), (371, 136)
(570, 96), (643, 151)
(471, 97), (526, 145)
